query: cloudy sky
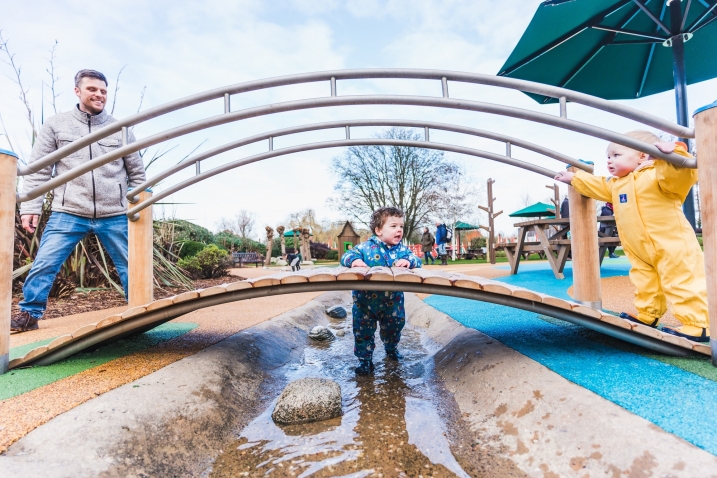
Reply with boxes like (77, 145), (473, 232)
(2, 0), (716, 239)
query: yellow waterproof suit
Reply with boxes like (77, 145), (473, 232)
(571, 145), (708, 328)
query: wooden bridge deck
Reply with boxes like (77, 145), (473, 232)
(9, 267), (708, 370)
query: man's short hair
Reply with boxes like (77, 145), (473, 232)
(74, 69), (108, 88)
(370, 206), (404, 233)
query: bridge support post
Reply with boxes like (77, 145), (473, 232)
(567, 165), (601, 310)
(694, 101), (717, 365)
(128, 190), (154, 308)
(0, 150), (18, 374)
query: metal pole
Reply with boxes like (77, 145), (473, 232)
(693, 101), (717, 365)
(0, 150), (18, 374)
(670, 1), (696, 228)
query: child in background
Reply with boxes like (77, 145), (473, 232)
(554, 130), (709, 342)
(340, 207), (422, 375)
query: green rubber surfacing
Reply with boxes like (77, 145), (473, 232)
(1, 322), (198, 400)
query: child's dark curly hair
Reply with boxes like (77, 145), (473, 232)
(370, 207), (404, 233)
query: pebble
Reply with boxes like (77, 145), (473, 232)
(272, 378), (342, 425)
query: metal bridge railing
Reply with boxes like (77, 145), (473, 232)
(15, 69), (696, 207)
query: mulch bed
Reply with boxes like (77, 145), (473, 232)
(11, 275), (244, 320)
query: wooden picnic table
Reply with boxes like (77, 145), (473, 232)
(496, 217), (619, 280)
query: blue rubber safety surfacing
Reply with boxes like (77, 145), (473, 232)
(425, 261), (717, 456)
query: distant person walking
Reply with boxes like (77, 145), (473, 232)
(560, 196), (570, 219)
(12, 70), (146, 333)
(420, 227), (435, 265)
(599, 202), (619, 258)
(435, 221), (450, 266)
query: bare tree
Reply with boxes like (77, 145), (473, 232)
(216, 210), (256, 239)
(110, 65), (127, 115)
(520, 191), (533, 208)
(44, 40), (60, 114)
(330, 127), (461, 240)
(0, 30), (37, 142)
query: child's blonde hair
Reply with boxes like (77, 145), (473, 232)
(607, 130), (661, 157)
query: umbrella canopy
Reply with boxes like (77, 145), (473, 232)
(454, 221), (483, 230)
(499, 0), (715, 228)
(499, 0), (717, 105)
(509, 202), (557, 218)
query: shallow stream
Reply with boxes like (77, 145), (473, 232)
(209, 307), (478, 477)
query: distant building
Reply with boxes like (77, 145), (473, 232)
(337, 221), (360, 253)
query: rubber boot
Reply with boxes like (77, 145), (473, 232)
(355, 359), (374, 375)
(385, 349), (403, 361)
(441, 254), (448, 266)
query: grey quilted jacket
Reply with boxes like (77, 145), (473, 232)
(19, 106), (146, 218)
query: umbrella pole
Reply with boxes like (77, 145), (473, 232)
(670, 1), (697, 229)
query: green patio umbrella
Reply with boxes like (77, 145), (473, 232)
(509, 202), (557, 218)
(499, 0), (717, 227)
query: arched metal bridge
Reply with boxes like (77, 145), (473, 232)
(2, 68), (715, 374)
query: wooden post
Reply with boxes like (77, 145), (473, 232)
(264, 226), (274, 267)
(479, 178), (501, 264)
(693, 101), (717, 365)
(547, 183), (560, 219)
(567, 165), (602, 309)
(128, 190), (154, 308)
(0, 150), (18, 374)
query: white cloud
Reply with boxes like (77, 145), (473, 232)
(2, 0), (716, 237)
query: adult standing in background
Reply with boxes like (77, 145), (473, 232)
(435, 221), (449, 266)
(420, 227), (435, 265)
(599, 202), (619, 258)
(12, 69), (146, 332)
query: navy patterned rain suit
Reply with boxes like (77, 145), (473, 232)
(340, 236), (422, 360)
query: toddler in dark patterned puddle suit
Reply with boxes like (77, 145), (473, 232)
(340, 207), (421, 375)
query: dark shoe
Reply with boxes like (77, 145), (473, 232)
(609, 253), (619, 258)
(355, 360), (374, 375)
(10, 311), (39, 332)
(385, 349), (403, 361)
(661, 326), (710, 343)
(620, 312), (658, 328)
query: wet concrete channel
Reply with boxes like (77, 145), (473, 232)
(211, 304), (491, 477)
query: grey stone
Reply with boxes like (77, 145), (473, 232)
(326, 305), (347, 319)
(335, 329), (346, 337)
(308, 325), (334, 341)
(272, 378), (342, 425)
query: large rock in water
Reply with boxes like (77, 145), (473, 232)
(308, 325), (334, 341)
(325, 305), (347, 319)
(272, 378), (342, 424)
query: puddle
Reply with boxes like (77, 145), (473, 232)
(209, 307), (473, 477)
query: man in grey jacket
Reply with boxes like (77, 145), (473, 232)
(11, 69), (146, 332)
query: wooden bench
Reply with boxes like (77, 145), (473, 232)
(232, 252), (263, 267)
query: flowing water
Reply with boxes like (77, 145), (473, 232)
(209, 309), (477, 477)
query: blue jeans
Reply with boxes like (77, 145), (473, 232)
(20, 212), (129, 318)
(437, 243), (447, 255)
(423, 251), (434, 263)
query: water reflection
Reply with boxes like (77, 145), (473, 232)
(210, 316), (469, 477)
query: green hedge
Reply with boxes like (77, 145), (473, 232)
(178, 240), (206, 259)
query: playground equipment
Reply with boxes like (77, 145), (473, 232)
(1, 69), (715, 373)
(478, 178), (501, 265)
(6, 267), (709, 370)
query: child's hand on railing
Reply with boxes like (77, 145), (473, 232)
(654, 141), (676, 154)
(554, 170), (574, 184)
(394, 259), (410, 268)
(351, 259), (368, 268)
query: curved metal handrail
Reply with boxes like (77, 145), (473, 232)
(16, 69), (693, 177)
(126, 138), (559, 220)
(128, 119), (588, 202)
(16, 94), (696, 203)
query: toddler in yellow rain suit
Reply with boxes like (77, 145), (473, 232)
(555, 130), (709, 343)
